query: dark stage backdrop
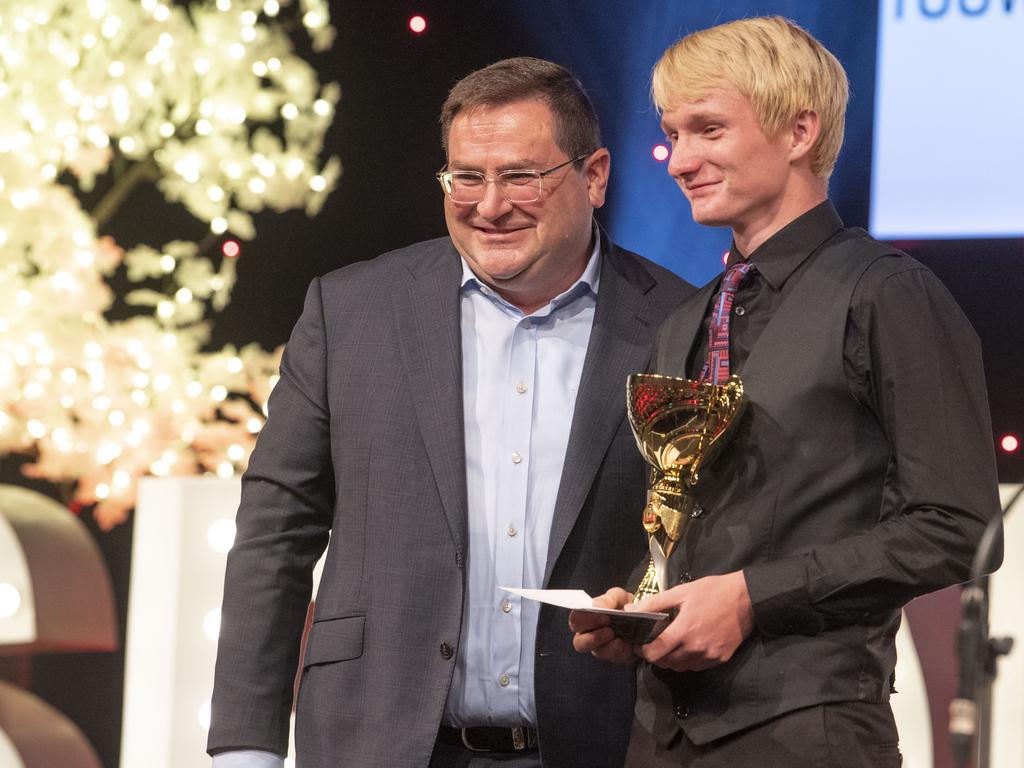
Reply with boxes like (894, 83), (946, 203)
(11, 2), (1020, 767)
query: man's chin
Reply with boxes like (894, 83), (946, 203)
(688, 206), (731, 229)
(463, 250), (530, 281)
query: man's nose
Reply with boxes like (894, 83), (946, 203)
(667, 141), (700, 177)
(474, 180), (514, 220)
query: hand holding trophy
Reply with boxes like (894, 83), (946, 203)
(626, 374), (747, 600)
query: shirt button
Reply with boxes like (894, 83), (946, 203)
(507, 524), (518, 537)
(515, 382), (527, 394)
(734, 305), (746, 316)
(501, 599), (513, 613)
(440, 642), (454, 660)
(511, 452), (522, 464)
(498, 674), (510, 687)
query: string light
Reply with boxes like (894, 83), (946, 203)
(0, 0), (332, 529)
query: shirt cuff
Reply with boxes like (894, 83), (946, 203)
(211, 749), (285, 768)
(744, 555), (825, 637)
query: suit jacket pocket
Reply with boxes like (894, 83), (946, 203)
(302, 614), (366, 667)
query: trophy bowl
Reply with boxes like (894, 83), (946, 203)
(626, 373), (747, 598)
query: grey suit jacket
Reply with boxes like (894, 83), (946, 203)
(208, 233), (693, 767)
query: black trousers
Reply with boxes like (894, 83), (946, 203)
(626, 701), (902, 768)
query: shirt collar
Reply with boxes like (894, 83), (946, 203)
(727, 201), (844, 291)
(459, 221), (601, 314)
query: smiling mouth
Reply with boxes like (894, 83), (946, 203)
(474, 225), (529, 236)
(686, 181), (719, 195)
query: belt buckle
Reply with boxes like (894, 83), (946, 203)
(458, 726), (530, 752)
(511, 726), (526, 751)
(459, 728), (488, 753)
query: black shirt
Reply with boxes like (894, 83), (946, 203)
(686, 200), (1002, 626)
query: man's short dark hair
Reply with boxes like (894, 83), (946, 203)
(440, 57), (602, 160)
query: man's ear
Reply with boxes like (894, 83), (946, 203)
(788, 109), (821, 166)
(584, 148), (611, 209)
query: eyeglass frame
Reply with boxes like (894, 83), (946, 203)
(435, 152), (593, 204)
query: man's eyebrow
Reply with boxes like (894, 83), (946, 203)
(661, 108), (728, 134)
(446, 158), (543, 172)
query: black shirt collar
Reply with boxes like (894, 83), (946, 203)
(726, 201), (844, 291)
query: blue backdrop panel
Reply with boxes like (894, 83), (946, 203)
(505, 1), (879, 286)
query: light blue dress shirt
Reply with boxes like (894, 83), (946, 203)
(212, 750), (284, 768)
(445, 236), (600, 727)
(212, 234), (600, 765)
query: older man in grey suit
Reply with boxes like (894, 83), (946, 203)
(207, 57), (693, 768)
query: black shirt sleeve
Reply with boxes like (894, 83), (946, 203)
(746, 258), (1003, 634)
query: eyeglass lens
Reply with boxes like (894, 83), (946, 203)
(447, 172), (542, 204)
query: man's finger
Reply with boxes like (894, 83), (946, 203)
(568, 609), (611, 633)
(631, 583), (686, 614)
(572, 626), (615, 653)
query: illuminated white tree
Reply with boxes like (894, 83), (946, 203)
(0, 0), (339, 527)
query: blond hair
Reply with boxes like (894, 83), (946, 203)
(651, 16), (848, 179)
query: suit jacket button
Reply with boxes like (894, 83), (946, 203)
(674, 704), (690, 720)
(679, 571), (692, 583)
(440, 642), (454, 660)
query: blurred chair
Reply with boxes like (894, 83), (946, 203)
(0, 681), (102, 768)
(0, 484), (117, 768)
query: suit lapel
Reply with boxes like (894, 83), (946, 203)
(394, 242), (468, 551)
(542, 242), (661, 586)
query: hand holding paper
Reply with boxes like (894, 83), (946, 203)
(501, 587), (671, 645)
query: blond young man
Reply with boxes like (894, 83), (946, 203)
(571, 17), (1001, 768)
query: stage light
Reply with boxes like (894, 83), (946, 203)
(0, 584), (20, 620)
(221, 239), (241, 258)
(408, 15), (427, 34)
(207, 519), (235, 553)
(198, 700), (211, 730)
(203, 608), (220, 641)
(652, 144), (669, 162)
(1000, 434), (1019, 453)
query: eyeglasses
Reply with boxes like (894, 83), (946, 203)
(435, 153), (591, 204)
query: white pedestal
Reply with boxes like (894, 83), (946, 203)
(120, 477), (241, 768)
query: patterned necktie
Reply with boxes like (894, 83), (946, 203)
(700, 260), (755, 385)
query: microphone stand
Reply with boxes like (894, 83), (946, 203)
(950, 484), (1021, 768)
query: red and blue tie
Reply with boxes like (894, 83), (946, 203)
(700, 260), (755, 385)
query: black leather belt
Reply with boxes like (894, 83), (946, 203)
(438, 725), (538, 752)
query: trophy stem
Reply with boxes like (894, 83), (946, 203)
(634, 557), (660, 602)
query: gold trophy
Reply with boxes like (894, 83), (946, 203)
(626, 373), (747, 600)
